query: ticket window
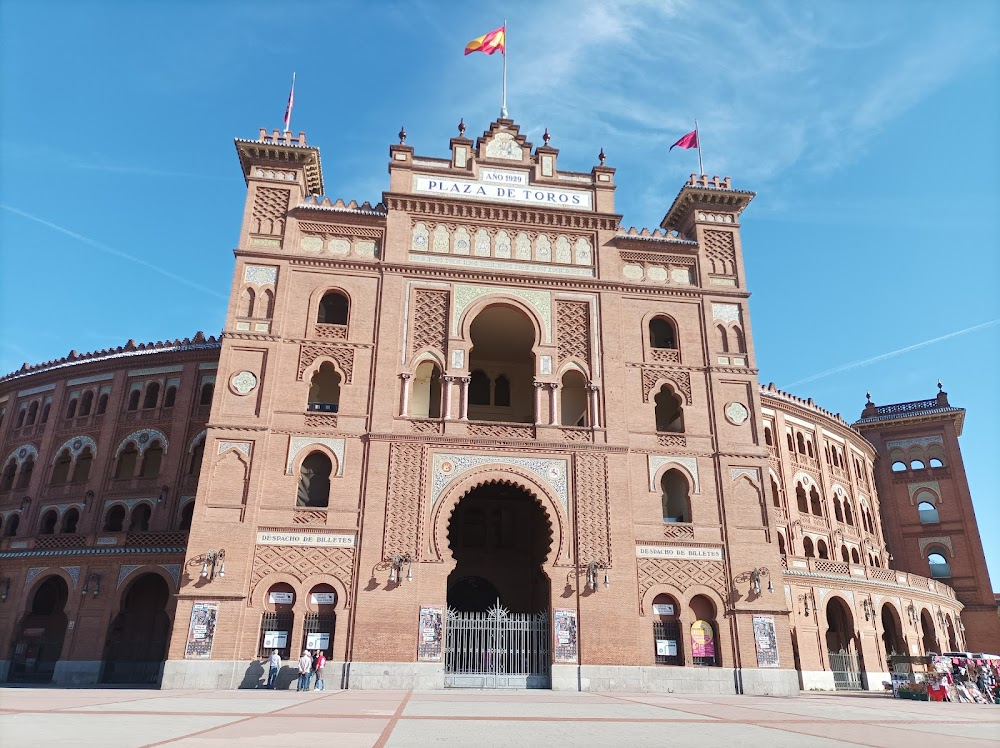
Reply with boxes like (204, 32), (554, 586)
(652, 594), (683, 666)
(259, 583), (295, 660)
(302, 584), (336, 658)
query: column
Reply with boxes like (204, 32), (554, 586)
(587, 383), (600, 428)
(458, 376), (470, 420)
(399, 373), (411, 417)
(533, 382), (545, 425)
(548, 383), (559, 425)
(442, 375), (454, 420)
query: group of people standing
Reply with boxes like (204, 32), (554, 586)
(264, 649), (327, 691)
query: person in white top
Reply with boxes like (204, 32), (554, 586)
(267, 650), (281, 689)
(297, 650), (313, 692)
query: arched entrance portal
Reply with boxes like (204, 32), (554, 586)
(9, 576), (69, 682)
(920, 609), (940, 655)
(444, 481), (552, 688)
(825, 597), (863, 691)
(101, 573), (171, 684)
(881, 603), (906, 668)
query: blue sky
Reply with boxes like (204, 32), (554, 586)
(2, 2), (998, 580)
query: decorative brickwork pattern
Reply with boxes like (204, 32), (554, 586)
(251, 545), (354, 600)
(637, 557), (726, 603)
(662, 524), (695, 540)
(642, 367), (691, 404)
(657, 434), (687, 448)
(704, 230), (737, 276)
(556, 301), (591, 365)
(383, 443), (425, 559)
(410, 419), (444, 434)
(298, 344), (354, 382)
(574, 453), (611, 564)
(648, 348), (680, 364)
(313, 324), (348, 340)
(251, 187), (289, 236)
(304, 414), (338, 430)
(292, 510), (327, 525)
(411, 290), (449, 357)
(467, 423), (536, 439)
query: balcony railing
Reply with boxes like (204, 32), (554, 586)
(781, 554), (956, 600)
(307, 402), (339, 413)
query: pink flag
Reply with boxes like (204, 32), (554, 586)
(283, 73), (295, 132)
(669, 129), (699, 151)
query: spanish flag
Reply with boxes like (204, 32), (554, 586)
(465, 25), (505, 56)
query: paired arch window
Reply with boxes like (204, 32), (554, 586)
(468, 370), (512, 408)
(114, 445), (140, 479)
(1, 459), (17, 490)
(15, 455), (34, 489)
(178, 502), (194, 532)
(653, 384), (684, 433)
(308, 362), (341, 412)
(40, 402), (50, 423)
(51, 450), (73, 484)
(129, 503), (152, 532)
(560, 370), (589, 427)
(317, 291), (349, 325)
(139, 441), (164, 477)
(816, 539), (829, 559)
(297, 451), (332, 508)
(189, 439), (205, 476)
(927, 548), (951, 578)
(770, 476), (781, 508)
(411, 361), (442, 419)
(803, 537), (815, 558)
(777, 532), (786, 555)
(764, 426), (773, 446)
(661, 469), (691, 523)
(648, 318), (677, 349)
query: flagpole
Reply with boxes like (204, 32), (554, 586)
(284, 71), (296, 134)
(501, 20), (508, 118)
(694, 118), (704, 176)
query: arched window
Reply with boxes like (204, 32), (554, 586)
(259, 289), (275, 319)
(178, 502), (194, 532)
(559, 370), (588, 427)
(199, 382), (214, 406)
(1, 459), (16, 490)
(809, 487), (822, 516)
(469, 370), (491, 406)
(806, 440), (814, 458)
(493, 374), (511, 407)
(927, 550), (950, 578)
(66, 398), (78, 419)
(661, 469), (691, 523)
(61, 508), (80, 534)
(16, 408), (26, 428)
(770, 476), (781, 508)
(796, 484), (808, 513)
(163, 386), (177, 408)
(127, 390), (141, 411)
(844, 502), (854, 526)
(651, 593), (683, 666)
(717, 325), (729, 353)
(824, 446), (831, 464)
(4, 514), (19, 537)
(317, 291), (349, 325)
(649, 318), (677, 349)
(796, 433), (806, 454)
(39, 509), (58, 535)
(851, 548), (860, 564)
(189, 440), (205, 476)
(297, 451), (332, 508)
(817, 539), (829, 559)
(308, 362), (341, 412)
(26, 402), (38, 425)
(103, 505), (126, 532)
(732, 326), (746, 353)
(40, 402), (50, 423)
(115, 445), (139, 479)
(240, 286), (256, 318)
(79, 391), (94, 417)
(891, 460), (906, 472)
(689, 595), (720, 667)
(764, 426), (773, 446)
(777, 533), (786, 555)
(15, 455), (34, 489)
(654, 384), (684, 433)
(96, 393), (108, 415)
(129, 503), (152, 532)
(74, 448), (93, 483)
(910, 459), (924, 470)
(411, 361), (442, 418)
(929, 457), (944, 468)
(841, 545), (849, 562)
(833, 497), (843, 523)
(917, 501), (939, 524)
(803, 537), (815, 558)
(51, 449), (72, 484)
(786, 432), (794, 452)
(140, 441), (164, 477)
(873, 555), (881, 568)
(143, 382), (160, 409)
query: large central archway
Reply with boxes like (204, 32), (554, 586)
(444, 480), (552, 688)
(101, 573), (171, 684)
(9, 575), (69, 683)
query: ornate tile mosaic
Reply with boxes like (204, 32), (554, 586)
(243, 265), (278, 286)
(431, 452), (568, 511)
(116, 429), (169, 456)
(648, 455), (701, 494)
(286, 436), (345, 477)
(451, 284), (552, 342)
(52, 435), (97, 462)
(711, 303), (740, 323)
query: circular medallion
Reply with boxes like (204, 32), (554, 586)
(17, 447), (27, 459)
(72, 439), (83, 451)
(231, 371), (258, 396)
(456, 239), (469, 250)
(440, 461), (454, 475)
(414, 235), (427, 246)
(138, 432), (150, 445)
(725, 401), (749, 425)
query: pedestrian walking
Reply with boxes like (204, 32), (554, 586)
(267, 649), (281, 689)
(314, 650), (327, 691)
(296, 650), (312, 691)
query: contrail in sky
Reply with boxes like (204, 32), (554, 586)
(1, 203), (228, 300)
(787, 319), (1000, 387)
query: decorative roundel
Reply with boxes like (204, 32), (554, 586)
(456, 239), (469, 250)
(72, 439), (83, 450)
(547, 466), (561, 481)
(725, 402), (750, 425)
(440, 461), (454, 475)
(231, 370), (258, 396)
(18, 447), (27, 459)
(414, 235), (427, 246)
(138, 432), (151, 444)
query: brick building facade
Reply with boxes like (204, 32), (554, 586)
(0, 119), (989, 692)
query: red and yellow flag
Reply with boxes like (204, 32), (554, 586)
(465, 25), (505, 56)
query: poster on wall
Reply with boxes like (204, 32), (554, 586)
(184, 602), (219, 659)
(263, 630), (289, 649)
(652, 603), (675, 616)
(310, 592), (336, 605)
(554, 609), (578, 663)
(269, 591), (294, 605)
(417, 606), (443, 662)
(306, 632), (330, 650)
(690, 620), (715, 659)
(752, 615), (780, 668)
(656, 639), (678, 656)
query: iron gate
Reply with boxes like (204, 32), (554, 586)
(829, 649), (864, 691)
(445, 603), (551, 689)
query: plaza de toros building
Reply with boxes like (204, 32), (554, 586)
(0, 119), (994, 693)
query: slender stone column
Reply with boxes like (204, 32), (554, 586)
(587, 383), (600, 428)
(458, 376), (470, 420)
(399, 373), (411, 417)
(548, 383), (560, 425)
(533, 382), (545, 425)
(442, 375), (455, 420)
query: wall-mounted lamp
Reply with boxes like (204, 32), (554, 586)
(388, 553), (413, 584)
(796, 592), (815, 617)
(906, 602), (917, 626)
(585, 560), (610, 591)
(736, 567), (773, 595)
(0, 575), (10, 602)
(200, 549), (226, 581)
(81, 572), (101, 597)
(862, 597), (874, 622)
(936, 608), (946, 627)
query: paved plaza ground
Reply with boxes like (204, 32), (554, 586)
(0, 687), (998, 747)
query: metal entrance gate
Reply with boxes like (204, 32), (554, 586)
(829, 649), (864, 691)
(445, 603), (551, 688)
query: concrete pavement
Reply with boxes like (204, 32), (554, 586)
(1, 688), (998, 747)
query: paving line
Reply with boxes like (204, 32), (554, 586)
(372, 689), (413, 748)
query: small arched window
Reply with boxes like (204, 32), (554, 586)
(717, 325), (729, 353)
(40, 402), (50, 423)
(410, 361), (442, 419)
(910, 459), (925, 470)
(494, 374), (511, 407)
(143, 382), (160, 409)
(103, 505), (126, 532)
(308, 363), (341, 412)
(240, 286), (256, 318)
(189, 440), (205, 476)
(851, 548), (860, 564)
(3, 514), (19, 537)
(833, 497), (843, 522)
(199, 382), (215, 406)
(163, 386), (177, 408)
(844, 502), (854, 526)
(297, 451), (332, 508)
(809, 487), (822, 516)
(39, 509), (58, 535)
(786, 433), (794, 452)
(929, 457), (944, 468)
(317, 291), (349, 325)
(817, 539), (829, 559)
(732, 326), (746, 353)
(891, 460), (907, 472)
(1, 459), (17, 491)
(15, 455), (33, 489)
(140, 441), (164, 477)
(764, 426), (773, 446)
(115, 445), (139, 479)
(653, 384), (684, 433)
(96, 393), (108, 415)
(770, 476), (781, 508)
(178, 502), (194, 532)
(129, 503), (151, 532)
(841, 545), (849, 563)
(79, 391), (94, 417)
(927, 550), (950, 578)
(26, 402), (38, 426)
(16, 409), (26, 428)
(796, 433), (806, 454)
(777, 533), (786, 555)
(61, 508), (80, 534)
(917, 501), (939, 524)
(66, 398), (78, 419)
(127, 390), (141, 411)
(51, 449), (73, 484)
(803, 537), (815, 558)
(796, 484), (808, 513)
(649, 318), (677, 349)
(806, 440), (814, 458)
(661, 469), (691, 523)
(469, 370), (491, 406)
(74, 448), (93, 483)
